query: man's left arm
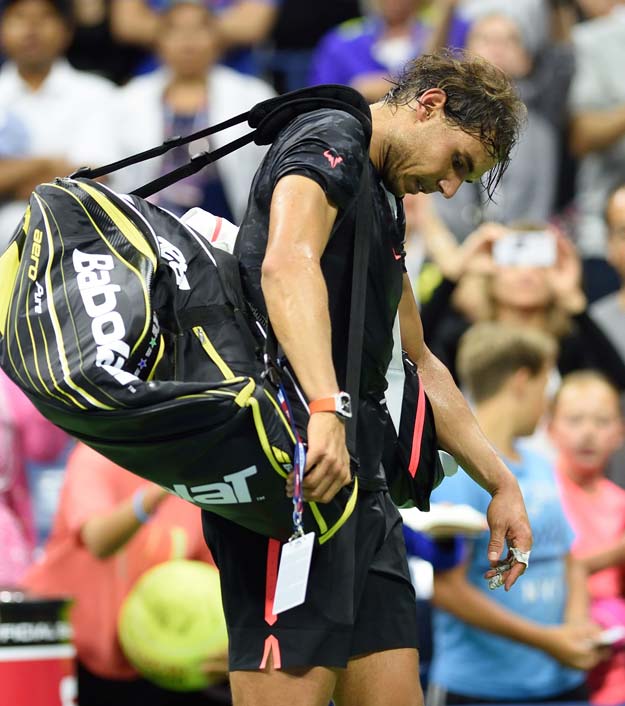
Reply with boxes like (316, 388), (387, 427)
(398, 274), (532, 589)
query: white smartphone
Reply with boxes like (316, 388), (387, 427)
(595, 625), (625, 647)
(492, 230), (557, 268)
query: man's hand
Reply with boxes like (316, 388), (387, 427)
(482, 475), (533, 591)
(286, 413), (351, 503)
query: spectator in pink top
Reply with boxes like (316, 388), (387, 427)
(0, 368), (69, 584)
(22, 442), (228, 706)
(551, 370), (625, 706)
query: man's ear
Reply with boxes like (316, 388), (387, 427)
(415, 88), (447, 118)
(509, 367), (530, 399)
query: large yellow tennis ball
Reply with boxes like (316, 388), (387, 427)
(118, 560), (228, 692)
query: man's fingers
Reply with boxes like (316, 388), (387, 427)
(503, 561), (526, 591)
(303, 462), (349, 503)
(487, 530), (505, 565)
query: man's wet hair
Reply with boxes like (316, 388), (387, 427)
(385, 49), (527, 199)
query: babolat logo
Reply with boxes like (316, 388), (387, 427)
(73, 250), (129, 370)
(157, 236), (190, 290)
(171, 467), (257, 505)
(27, 228), (44, 281)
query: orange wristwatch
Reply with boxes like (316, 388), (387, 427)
(309, 392), (352, 420)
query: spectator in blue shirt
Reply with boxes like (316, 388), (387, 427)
(309, 0), (469, 102)
(427, 321), (606, 705)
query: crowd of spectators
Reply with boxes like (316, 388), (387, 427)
(3, 0), (625, 704)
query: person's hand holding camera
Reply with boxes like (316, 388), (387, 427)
(545, 231), (587, 315)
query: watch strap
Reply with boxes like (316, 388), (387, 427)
(309, 397), (337, 414)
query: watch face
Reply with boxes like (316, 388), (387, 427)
(337, 393), (352, 419)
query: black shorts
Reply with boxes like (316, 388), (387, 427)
(201, 489), (418, 671)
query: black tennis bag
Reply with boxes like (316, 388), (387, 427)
(0, 86), (375, 543)
(0, 84), (446, 541)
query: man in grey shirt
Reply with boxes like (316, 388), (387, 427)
(569, 3), (625, 261)
(590, 183), (625, 488)
(590, 184), (625, 360)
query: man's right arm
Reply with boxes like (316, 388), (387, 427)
(262, 174), (351, 503)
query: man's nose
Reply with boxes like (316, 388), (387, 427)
(437, 176), (463, 199)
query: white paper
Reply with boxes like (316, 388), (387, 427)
(272, 532), (315, 614)
(385, 313), (405, 434)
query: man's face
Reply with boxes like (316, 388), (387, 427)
(157, 4), (219, 79)
(606, 187), (625, 280)
(0, 0), (70, 72)
(383, 90), (497, 199)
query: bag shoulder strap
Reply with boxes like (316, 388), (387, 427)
(345, 160), (371, 458)
(71, 85), (372, 199)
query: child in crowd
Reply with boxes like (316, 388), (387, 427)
(427, 321), (605, 706)
(550, 371), (625, 706)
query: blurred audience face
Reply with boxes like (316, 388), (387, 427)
(490, 265), (553, 312)
(606, 186), (625, 281)
(550, 378), (624, 478)
(374, 0), (421, 25)
(466, 14), (531, 80)
(0, 0), (71, 73)
(157, 3), (220, 79)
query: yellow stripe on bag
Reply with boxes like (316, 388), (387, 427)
(0, 242), (19, 337)
(246, 388), (358, 541)
(246, 393), (289, 479)
(312, 477), (359, 545)
(48, 184), (153, 360)
(75, 181), (157, 270)
(192, 326), (235, 380)
(33, 192), (109, 410)
(234, 378), (255, 406)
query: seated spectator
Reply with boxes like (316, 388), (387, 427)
(110, 0), (279, 76)
(265, 0), (360, 92)
(65, 0), (146, 84)
(550, 371), (625, 706)
(416, 208), (625, 390)
(22, 442), (229, 706)
(568, 0), (625, 301)
(588, 184), (625, 487)
(0, 369), (69, 585)
(309, 0), (469, 102)
(427, 321), (605, 705)
(433, 0), (575, 240)
(107, 0), (275, 222)
(0, 0), (117, 253)
(590, 184), (625, 361)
